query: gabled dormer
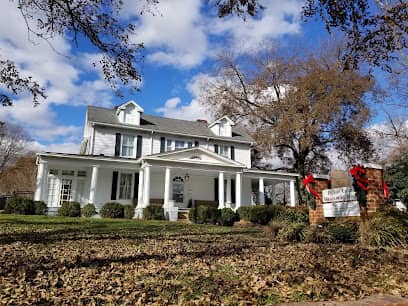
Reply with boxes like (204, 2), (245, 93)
(116, 100), (144, 125)
(208, 116), (235, 137)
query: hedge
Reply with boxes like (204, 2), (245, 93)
(100, 202), (124, 218)
(58, 202), (81, 217)
(143, 205), (165, 220)
(81, 204), (96, 217)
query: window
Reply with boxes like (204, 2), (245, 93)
(167, 139), (173, 152)
(172, 176), (184, 203)
(187, 141), (193, 148)
(49, 169), (58, 175)
(121, 135), (135, 157)
(219, 145), (229, 157)
(47, 176), (59, 207)
(60, 178), (73, 203)
(119, 173), (132, 199)
(175, 140), (185, 149)
(77, 170), (87, 177)
(61, 170), (75, 176)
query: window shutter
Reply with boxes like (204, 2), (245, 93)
(111, 171), (118, 200)
(136, 135), (143, 158)
(214, 144), (219, 154)
(114, 133), (121, 157)
(230, 146), (235, 160)
(231, 179), (236, 204)
(133, 172), (139, 200)
(214, 177), (219, 201)
(194, 141), (199, 147)
(160, 137), (166, 153)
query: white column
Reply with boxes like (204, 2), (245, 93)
(89, 165), (99, 204)
(137, 169), (144, 207)
(289, 179), (296, 207)
(34, 161), (47, 201)
(143, 163), (151, 207)
(163, 167), (171, 208)
(235, 172), (242, 209)
(258, 177), (265, 205)
(226, 176), (232, 207)
(218, 171), (225, 209)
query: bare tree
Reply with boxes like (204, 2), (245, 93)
(198, 46), (375, 178)
(0, 122), (30, 174)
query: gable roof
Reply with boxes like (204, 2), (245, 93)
(115, 100), (144, 113)
(208, 115), (235, 128)
(143, 147), (245, 168)
(87, 106), (253, 143)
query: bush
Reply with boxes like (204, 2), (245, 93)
(218, 208), (237, 226)
(81, 203), (96, 217)
(275, 207), (309, 223)
(143, 205), (165, 220)
(189, 206), (220, 224)
(124, 205), (135, 219)
(100, 202), (124, 218)
(360, 214), (407, 247)
(303, 225), (331, 243)
(249, 206), (272, 225)
(58, 202), (81, 217)
(34, 201), (48, 215)
(325, 222), (359, 243)
(276, 222), (307, 242)
(237, 206), (251, 221)
(4, 198), (35, 215)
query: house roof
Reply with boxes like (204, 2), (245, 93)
(87, 106), (253, 143)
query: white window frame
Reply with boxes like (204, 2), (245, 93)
(175, 140), (185, 149)
(120, 134), (135, 157)
(118, 172), (133, 200)
(219, 145), (229, 158)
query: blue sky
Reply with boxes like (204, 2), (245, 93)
(0, 0), (393, 154)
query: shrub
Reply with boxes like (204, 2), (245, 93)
(275, 207), (309, 223)
(360, 214), (407, 247)
(276, 222), (307, 242)
(34, 201), (48, 215)
(4, 198), (35, 215)
(124, 205), (135, 219)
(100, 202), (124, 218)
(58, 202), (81, 217)
(249, 206), (272, 225)
(143, 205), (165, 220)
(268, 221), (288, 239)
(302, 225), (331, 243)
(218, 208), (237, 226)
(189, 206), (220, 224)
(81, 203), (96, 217)
(325, 222), (359, 243)
(237, 206), (251, 221)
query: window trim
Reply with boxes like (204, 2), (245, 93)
(120, 134), (135, 158)
(117, 172), (134, 200)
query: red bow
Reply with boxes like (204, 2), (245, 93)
(383, 181), (389, 199)
(302, 174), (321, 200)
(349, 165), (368, 191)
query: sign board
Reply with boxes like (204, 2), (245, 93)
(323, 201), (360, 217)
(322, 187), (360, 217)
(323, 187), (356, 203)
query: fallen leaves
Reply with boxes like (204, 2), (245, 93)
(0, 217), (407, 305)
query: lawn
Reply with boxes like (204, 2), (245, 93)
(0, 215), (407, 305)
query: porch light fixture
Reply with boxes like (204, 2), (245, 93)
(184, 173), (190, 182)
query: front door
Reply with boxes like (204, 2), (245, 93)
(172, 176), (184, 206)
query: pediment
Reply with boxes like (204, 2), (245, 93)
(144, 147), (243, 167)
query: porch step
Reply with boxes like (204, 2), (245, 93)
(177, 210), (190, 221)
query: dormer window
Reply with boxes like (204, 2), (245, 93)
(208, 116), (235, 137)
(116, 100), (144, 125)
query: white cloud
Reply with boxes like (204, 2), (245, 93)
(123, 0), (302, 69)
(156, 97), (211, 121)
(29, 141), (80, 154)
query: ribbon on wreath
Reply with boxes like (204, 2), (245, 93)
(302, 174), (321, 200)
(349, 165), (368, 191)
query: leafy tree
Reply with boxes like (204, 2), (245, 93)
(385, 147), (408, 204)
(198, 47), (374, 180)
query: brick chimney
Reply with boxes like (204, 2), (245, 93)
(196, 119), (208, 124)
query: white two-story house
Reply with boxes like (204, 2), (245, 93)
(34, 100), (298, 217)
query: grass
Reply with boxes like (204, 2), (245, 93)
(0, 214), (407, 305)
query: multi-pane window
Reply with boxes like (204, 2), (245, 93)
(119, 173), (132, 199)
(175, 140), (185, 149)
(121, 135), (135, 157)
(59, 178), (73, 203)
(47, 176), (59, 206)
(219, 145), (229, 157)
(167, 139), (173, 152)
